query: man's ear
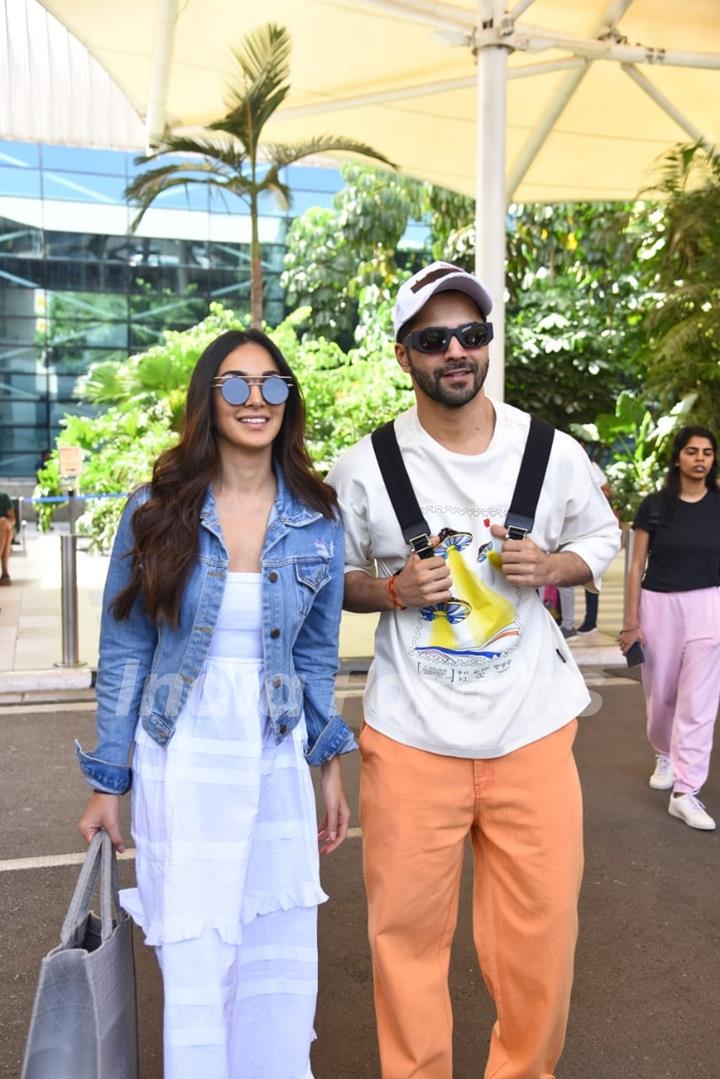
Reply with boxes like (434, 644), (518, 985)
(395, 341), (411, 373)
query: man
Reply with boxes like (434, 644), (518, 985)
(327, 261), (620, 1079)
(0, 489), (15, 584)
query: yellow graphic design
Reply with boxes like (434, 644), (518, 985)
(445, 546), (515, 647)
(418, 528), (519, 661)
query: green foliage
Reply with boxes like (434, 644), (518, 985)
(448, 202), (650, 430)
(37, 301), (412, 548)
(571, 391), (697, 520)
(282, 164), (425, 346)
(126, 23), (392, 326)
(636, 143), (720, 429)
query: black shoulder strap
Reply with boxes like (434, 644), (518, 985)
(504, 415), (555, 539)
(370, 423), (434, 558)
(371, 413), (555, 552)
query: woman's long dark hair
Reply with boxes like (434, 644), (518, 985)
(112, 329), (337, 626)
(661, 424), (719, 516)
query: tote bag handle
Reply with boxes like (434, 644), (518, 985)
(60, 831), (120, 947)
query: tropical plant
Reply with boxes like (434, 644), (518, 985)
(282, 164), (426, 346)
(125, 23), (393, 327)
(636, 142), (720, 429)
(36, 302), (414, 547)
(446, 201), (651, 429)
(571, 390), (697, 520)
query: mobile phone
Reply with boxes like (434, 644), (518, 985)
(625, 641), (645, 667)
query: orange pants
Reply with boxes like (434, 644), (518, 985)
(359, 720), (583, 1079)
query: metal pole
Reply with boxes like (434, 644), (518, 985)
(475, 1), (509, 402)
(622, 525), (634, 625)
(58, 533), (83, 667)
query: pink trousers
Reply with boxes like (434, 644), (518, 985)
(640, 586), (720, 794)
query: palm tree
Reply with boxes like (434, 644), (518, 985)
(125, 22), (394, 327)
(642, 142), (720, 427)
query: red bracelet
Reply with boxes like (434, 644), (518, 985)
(387, 573), (405, 610)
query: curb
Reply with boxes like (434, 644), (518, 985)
(0, 667), (96, 694)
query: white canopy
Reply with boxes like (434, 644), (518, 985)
(7, 0), (720, 394)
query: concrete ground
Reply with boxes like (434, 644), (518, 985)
(2, 671), (719, 1079)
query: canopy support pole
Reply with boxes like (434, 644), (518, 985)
(145, 0), (179, 148)
(474, 0), (509, 401)
(621, 63), (709, 146)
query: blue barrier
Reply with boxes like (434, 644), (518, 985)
(25, 493), (129, 504)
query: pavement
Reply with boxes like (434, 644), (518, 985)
(0, 526), (628, 696)
(2, 673), (720, 1079)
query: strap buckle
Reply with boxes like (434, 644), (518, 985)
(504, 512), (533, 541)
(406, 531), (434, 558)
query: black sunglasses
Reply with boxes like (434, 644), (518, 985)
(212, 374), (293, 406)
(404, 321), (494, 354)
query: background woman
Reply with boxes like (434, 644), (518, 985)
(621, 425), (720, 831)
(77, 329), (354, 1078)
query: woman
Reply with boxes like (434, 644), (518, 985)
(77, 329), (354, 1078)
(621, 425), (720, 832)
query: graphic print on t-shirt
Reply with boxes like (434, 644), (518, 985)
(411, 509), (520, 684)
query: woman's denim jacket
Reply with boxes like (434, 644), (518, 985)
(77, 466), (355, 794)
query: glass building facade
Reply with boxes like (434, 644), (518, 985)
(0, 140), (345, 477)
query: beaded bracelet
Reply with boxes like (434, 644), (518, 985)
(387, 573), (406, 610)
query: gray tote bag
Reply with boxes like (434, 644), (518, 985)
(21, 830), (139, 1079)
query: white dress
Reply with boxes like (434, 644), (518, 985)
(120, 573), (326, 1079)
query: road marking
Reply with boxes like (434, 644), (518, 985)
(0, 828), (364, 873)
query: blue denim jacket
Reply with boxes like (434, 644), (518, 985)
(77, 466), (355, 794)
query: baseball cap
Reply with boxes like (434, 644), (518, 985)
(393, 261), (492, 340)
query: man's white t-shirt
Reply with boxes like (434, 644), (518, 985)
(327, 400), (621, 759)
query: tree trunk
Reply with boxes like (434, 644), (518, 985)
(250, 193), (263, 328)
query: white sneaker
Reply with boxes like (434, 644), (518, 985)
(668, 793), (716, 831)
(649, 756), (674, 790)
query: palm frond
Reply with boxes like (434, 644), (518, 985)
(217, 23), (292, 153)
(126, 173), (246, 231)
(263, 137), (396, 188)
(136, 134), (247, 171)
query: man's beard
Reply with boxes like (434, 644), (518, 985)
(408, 357), (488, 408)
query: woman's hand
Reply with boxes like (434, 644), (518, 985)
(77, 792), (126, 852)
(618, 626), (643, 654)
(317, 756), (350, 855)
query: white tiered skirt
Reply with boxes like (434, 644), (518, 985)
(120, 656), (326, 1079)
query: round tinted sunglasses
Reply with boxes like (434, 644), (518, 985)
(403, 321), (494, 354)
(212, 374), (293, 406)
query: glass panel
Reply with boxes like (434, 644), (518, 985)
(0, 217), (44, 258)
(0, 345), (42, 372)
(0, 426), (49, 452)
(0, 450), (39, 475)
(0, 400), (46, 424)
(288, 189), (335, 215)
(209, 188), (251, 216)
(40, 145), (128, 177)
(0, 372), (48, 400)
(0, 141), (40, 168)
(0, 166), (41, 198)
(207, 241), (250, 271)
(286, 165), (344, 194)
(41, 260), (129, 292)
(45, 231), (131, 263)
(47, 347), (127, 373)
(42, 171), (128, 205)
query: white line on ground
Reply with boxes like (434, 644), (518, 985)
(0, 828), (364, 873)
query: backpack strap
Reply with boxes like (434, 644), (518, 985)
(371, 413), (556, 553)
(370, 423), (435, 559)
(504, 415), (555, 539)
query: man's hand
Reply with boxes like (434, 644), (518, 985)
(394, 538), (453, 608)
(489, 524), (554, 588)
